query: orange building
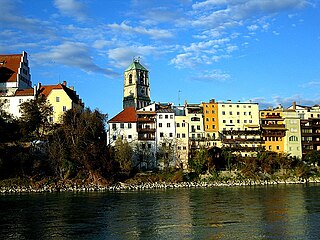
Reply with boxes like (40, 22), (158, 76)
(202, 99), (219, 140)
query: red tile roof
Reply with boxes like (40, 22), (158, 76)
(37, 83), (83, 105)
(0, 53), (22, 83)
(15, 88), (35, 96)
(108, 107), (137, 123)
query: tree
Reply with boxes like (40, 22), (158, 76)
(19, 97), (53, 140)
(304, 150), (320, 167)
(48, 107), (111, 182)
(157, 137), (176, 172)
(114, 137), (133, 173)
(189, 146), (208, 174)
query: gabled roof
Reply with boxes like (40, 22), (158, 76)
(108, 107), (137, 123)
(38, 83), (82, 104)
(0, 53), (22, 83)
(125, 60), (148, 72)
(15, 88), (34, 96)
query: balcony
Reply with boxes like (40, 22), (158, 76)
(222, 130), (261, 135)
(262, 131), (286, 137)
(137, 127), (156, 133)
(261, 124), (286, 130)
(137, 117), (155, 122)
(222, 138), (264, 144)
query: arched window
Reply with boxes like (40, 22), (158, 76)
(140, 72), (144, 85)
(129, 74), (132, 84)
(289, 136), (298, 141)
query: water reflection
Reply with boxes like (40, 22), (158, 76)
(1, 184), (320, 239)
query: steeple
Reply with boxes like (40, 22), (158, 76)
(123, 58), (151, 110)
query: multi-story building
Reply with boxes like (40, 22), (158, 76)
(218, 101), (262, 156)
(174, 106), (189, 169)
(0, 52), (35, 117)
(260, 108), (286, 154)
(288, 102), (320, 157)
(202, 99), (220, 148)
(37, 81), (84, 123)
(108, 107), (138, 145)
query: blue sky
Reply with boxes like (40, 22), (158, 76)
(1, 0), (319, 118)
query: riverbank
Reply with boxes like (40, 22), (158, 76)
(1, 176), (320, 193)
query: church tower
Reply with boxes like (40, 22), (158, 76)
(123, 58), (151, 109)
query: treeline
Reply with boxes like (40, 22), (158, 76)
(1, 97), (320, 184)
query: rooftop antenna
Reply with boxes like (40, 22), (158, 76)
(178, 90), (181, 106)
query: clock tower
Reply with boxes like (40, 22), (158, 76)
(123, 58), (151, 109)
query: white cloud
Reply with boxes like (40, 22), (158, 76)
(108, 45), (160, 69)
(108, 22), (174, 39)
(53, 0), (87, 21)
(300, 81), (320, 88)
(33, 42), (119, 77)
(247, 24), (259, 31)
(191, 69), (231, 82)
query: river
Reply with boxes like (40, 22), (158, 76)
(1, 184), (320, 239)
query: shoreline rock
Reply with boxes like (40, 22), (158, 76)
(1, 178), (320, 194)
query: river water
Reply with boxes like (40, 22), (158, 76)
(1, 184), (320, 239)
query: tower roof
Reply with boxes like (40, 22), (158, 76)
(125, 60), (148, 72)
(0, 53), (23, 83)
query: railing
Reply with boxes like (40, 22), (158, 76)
(261, 124), (286, 129)
(137, 128), (156, 133)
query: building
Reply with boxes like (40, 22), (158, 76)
(123, 59), (151, 110)
(218, 100), (262, 157)
(108, 107), (138, 145)
(37, 81), (84, 123)
(174, 106), (189, 170)
(260, 108), (286, 154)
(0, 52), (35, 117)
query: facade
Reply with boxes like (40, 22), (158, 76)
(0, 52), (35, 117)
(0, 51), (31, 92)
(218, 101), (262, 157)
(123, 59), (151, 110)
(260, 108), (286, 154)
(37, 81), (84, 123)
(108, 107), (138, 145)
(174, 106), (189, 170)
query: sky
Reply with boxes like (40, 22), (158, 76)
(1, 0), (320, 119)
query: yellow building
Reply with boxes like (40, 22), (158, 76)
(260, 108), (286, 154)
(38, 81), (84, 123)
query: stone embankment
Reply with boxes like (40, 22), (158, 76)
(1, 178), (320, 193)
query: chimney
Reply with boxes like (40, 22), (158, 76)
(62, 81), (67, 86)
(293, 101), (296, 110)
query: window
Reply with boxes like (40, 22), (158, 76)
(19, 99), (23, 104)
(178, 146), (181, 150)
(212, 125), (215, 129)
(230, 120), (233, 123)
(237, 120), (240, 123)
(56, 97), (60, 102)
(197, 125), (200, 130)
(244, 112), (247, 115)
(49, 116), (53, 123)
(289, 136), (298, 141)
(159, 123), (162, 127)
(159, 115), (163, 119)
(212, 110), (215, 114)
(113, 135), (116, 140)
(170, 115), (173, 119)
(129, 74), (132, 84)
(177, 123), (180, 127)
(223, 120), (226, 123)
(206, 118), (209, 121)
(128, 123), (132, 128)
(120, 123), (124, 129)
(183, 146), (187, 150)
(128, 135), (132, 139)
(237, 112), (240, 115)
(249, 112), (251, 115)
(249, 120), (252, 123)
(177, 133), (181, 138)
(269, 146), (272, 150)
(63, 106), (67, 112)
(167, 123), (170, 127)
(160, 132), (164, 137)
(222, 111), (226, 115)
(112, 123), (116, 130)
(182, 123), (186, 127)
(276, 146), (280, 150)
(212, 118), (215, 121)
(165, 115), (168, 119)
(182, 133), (186, 138)
(229, 111), (232, 115)
(169, 133), (173, 137)
(244, 120), (247, 123)
(148, 144), (151, 149)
